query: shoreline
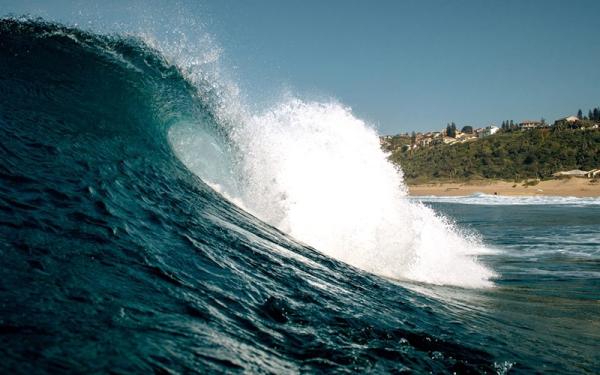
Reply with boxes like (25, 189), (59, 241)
(407, 178), (600, 197)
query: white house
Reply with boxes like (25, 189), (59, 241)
(555, 116), (579, 123)
(478, 125), (499, 138)
(553, 169), (589, 178)
(565, 116), (579, 122)
(519, 120), (543, 129)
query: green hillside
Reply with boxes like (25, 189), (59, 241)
(386, 128), (600, 183)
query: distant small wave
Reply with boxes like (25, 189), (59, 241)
(413, 193), (600, 206)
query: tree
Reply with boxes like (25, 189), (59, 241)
(541, 117), (546, 126)
(461, 125), (473, 134)
(577, 109), (583, 119)
(411, 131), (417, 145)
(588, 110), (593, 121)
(593, 108), (599, 122)
(446, 123), (456, 137)
(509, 120), (515, 129)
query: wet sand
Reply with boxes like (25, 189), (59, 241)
(408, 178), (600, 197)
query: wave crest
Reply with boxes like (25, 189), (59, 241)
(173, 99), (497, 288)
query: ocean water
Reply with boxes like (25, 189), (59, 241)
(0, 19), (598, 373)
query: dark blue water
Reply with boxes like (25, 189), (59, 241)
(423, 201), (600, 373)
(1, 19), (598, 374)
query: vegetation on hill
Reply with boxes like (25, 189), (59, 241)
(386, 127), (600, 183)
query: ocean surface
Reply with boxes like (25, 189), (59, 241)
(0, 19), (599, 374)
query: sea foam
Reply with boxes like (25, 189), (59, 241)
(154, 22), (496, 288)
(171, 98), (496, 288)
(415, 193), (600, 206)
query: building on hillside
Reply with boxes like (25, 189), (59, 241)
(553, 115), (586, 128)
(478, 125), (499, 138)
(518, 120), (543, 129)
(455, 132), (477, 142)
(418, 138), (431, 147)
(555, 116), (579, 124)
(379, 135), (392, 146)
(587, 169), (600, 178)
(552, 169), (589, 178)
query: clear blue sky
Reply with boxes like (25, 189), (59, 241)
(2, 0), (599, 134)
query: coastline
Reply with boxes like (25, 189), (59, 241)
(407, 178), (600, 197)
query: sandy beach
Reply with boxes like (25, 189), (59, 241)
(408, 178), (600, 197)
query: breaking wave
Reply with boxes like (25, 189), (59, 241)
(0, 18), (510, 373)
